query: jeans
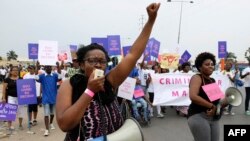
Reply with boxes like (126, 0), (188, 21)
(43, 104), (55, 116)
(132, 97), (148, 121)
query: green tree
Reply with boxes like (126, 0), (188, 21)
(6, 50), (18, 61)
(245, 47), (250, 63)
(226, 51), (237, 63)
(0, 56), (2, 60)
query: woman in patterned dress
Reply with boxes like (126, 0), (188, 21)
(56, 3), (160, 141)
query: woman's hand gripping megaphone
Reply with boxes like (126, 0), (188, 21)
(216, 87), (243, 115)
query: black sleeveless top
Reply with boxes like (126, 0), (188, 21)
(4, 77), (19, 97)
(64, 74), (123, 141)
(188, 74), (221, 120)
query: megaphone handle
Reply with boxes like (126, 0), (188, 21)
(87, 136), (107, 141)
(216, 104), (221, 115)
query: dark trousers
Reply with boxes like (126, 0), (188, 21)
(245, 87), (250, 111)
(0, 74), (4, 82)
(148, 92), (154, 103)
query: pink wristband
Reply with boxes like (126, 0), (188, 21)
(84, 88), (95, 98)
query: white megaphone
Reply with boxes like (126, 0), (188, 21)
(216, 87), (243, 115)
(90, 118), (144, 141)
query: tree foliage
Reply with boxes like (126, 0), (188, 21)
(225, 51), (237, 63)
(245, 47), (250, 63)
(6, 50), (18, 61)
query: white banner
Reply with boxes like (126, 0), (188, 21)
(38, 40), (58, 66)
(117, 77), (136, 101)
(151, 73), (231, 106)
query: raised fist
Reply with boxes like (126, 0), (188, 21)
(146, 3), (161, 22)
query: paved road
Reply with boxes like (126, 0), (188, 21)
(142, 87), (250, 141)
(1, 86), (250, 141)
(143, 106), (250, 141)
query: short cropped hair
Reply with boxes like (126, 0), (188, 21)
(195, 52), (216, 72)
(28, 65), (35, 69)
(181, 62), (191, 70)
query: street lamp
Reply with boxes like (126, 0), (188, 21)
(167, 0), (194, 44)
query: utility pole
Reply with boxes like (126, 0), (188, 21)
(167, 0), (194, 44)
(139, 15), (144, 31)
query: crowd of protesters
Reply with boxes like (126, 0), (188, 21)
(0, 60), (79, 136)
(0, 53), (249, 139)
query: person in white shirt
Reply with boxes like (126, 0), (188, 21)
(0, 66), (7, 83)
(61, 63), (71, 81)
(138, 62), (149, 93)
(147, 64), (164, 118)
(138, 54), (151, 97)
(241, 63), (250, 115)
(221, 62), (235, 115)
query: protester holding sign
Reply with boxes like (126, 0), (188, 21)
(187, 52), (226, 141)
(175, 62), (192, 117)
(130, 67), (152, 125)
(147, 64), (164, 118)
(23, 65), (40, 126)
(56, 3), (160, 141)
(159, 67), (169, 114)
(1, 66), (25, 134)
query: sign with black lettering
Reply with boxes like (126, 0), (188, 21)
(224, 125), (250, 141)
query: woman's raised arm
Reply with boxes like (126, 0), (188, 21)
(108, 3), (161, 88)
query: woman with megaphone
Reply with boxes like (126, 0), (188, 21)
(56, 3), (160, 141)
(187, 52), (228, 141)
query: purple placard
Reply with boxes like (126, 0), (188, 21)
(17, 79), (37, 105)
(179, 50), (191, 64)
(0, 102), (18, 121)
(122, 46), (131, 57)
(218, 41), (227, 58)
(91, 37), (109, 53)
(28, 43), (38, 59)
(179, 59), (184, 65)
(107, 35), (121, 56)
(144, 42), (151, 62)
(150, 38), (161, 58)
(69, 45), (78, 52)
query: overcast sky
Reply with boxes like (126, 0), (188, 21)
(1, 0), (250, 62)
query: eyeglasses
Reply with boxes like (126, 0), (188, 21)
(84, 58), (107, 66)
